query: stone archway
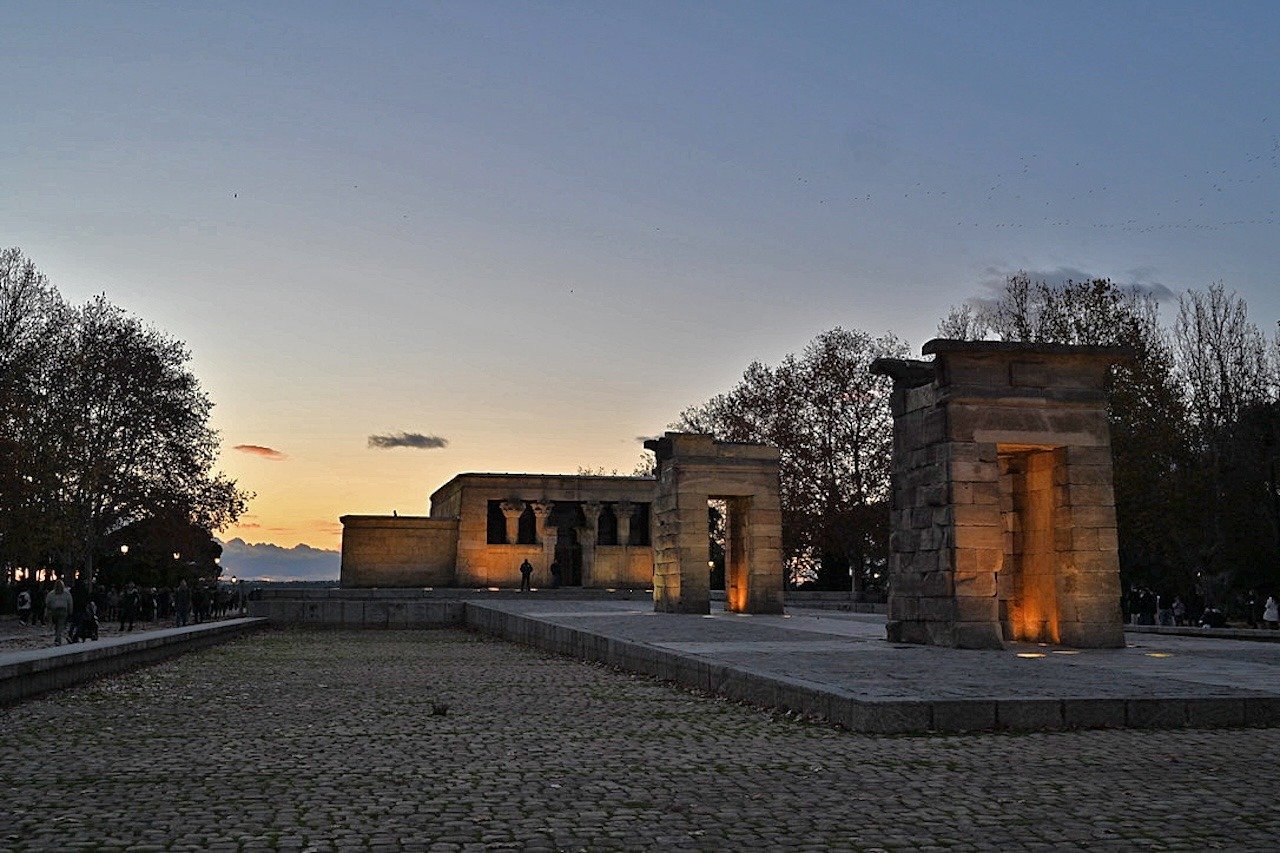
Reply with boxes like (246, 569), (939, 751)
(872, 340), (1131, 649)
(644, 433), (785, 615)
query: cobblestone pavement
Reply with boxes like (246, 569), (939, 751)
(3, 629), (1279, 851)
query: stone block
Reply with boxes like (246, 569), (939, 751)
(952, 503), (1002, 528)
(953, 524), (1003, 551)
(954, 571), (996, 598)
(954, 547), (1003, 574)
(1067, 464), (1114, 485)
(919, 597), (956, 621)
(919, 483), (946, 506)
(924, 621), (957, 646)
(1066, 484), (1116, 506)
(951, 481), (1000, 505)
(920, 571), (956, 597)
(1185, 698), (1247, 728)
(952, 621), (1004, 649)
(840, 700), (932, 734)
(1070, 504), (1117, 527)
(954, 595), (998, 623)
(1063, 698), (1126, 729)
(1126, 699), (1187, 728)
(996, 699), (1065, 731)
(931, 700), (997, 732)
(949, 458), (998, 482)
(1243, 697), (1280, 727)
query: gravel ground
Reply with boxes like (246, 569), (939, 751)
(2, 627), (1278, 851)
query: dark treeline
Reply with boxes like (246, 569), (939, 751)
(678, 276), (1280, 616)
(0, 248), (249, 594)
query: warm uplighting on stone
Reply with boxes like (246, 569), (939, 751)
(873, 340), (1132, 650)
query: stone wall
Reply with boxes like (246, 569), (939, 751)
(435, 473), (655, 589)
(340, 516), (459, 588)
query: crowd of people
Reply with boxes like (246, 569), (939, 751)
(1126, 586), (1280, 631)
(6, 577), (248, 646)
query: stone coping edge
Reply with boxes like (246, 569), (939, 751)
(0, 618), (268, 707)
(1126, 625), (1280, 643)
(462, 603), (1280, 735)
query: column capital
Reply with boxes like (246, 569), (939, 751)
(531, 501), (554, 519)
(499, 500), (526, 519)
(582, 501), (603, 522)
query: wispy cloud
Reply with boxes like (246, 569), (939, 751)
(233, 444), (287, 460)
(976, 265), (1174, 302)
(367, 431), (449, 450)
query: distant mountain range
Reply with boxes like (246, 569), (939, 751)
(217, 537), (340, 582)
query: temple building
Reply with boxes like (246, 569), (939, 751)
(340, 433), (788, 616)
(341, 473), (656, 589)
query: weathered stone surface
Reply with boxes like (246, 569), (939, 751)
(874, 340), (1131, 650)
(646, 433), (785, 615)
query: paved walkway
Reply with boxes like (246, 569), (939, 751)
(0, 612), (250, 654)
(3, 628), (1279, 851)
(477, 599), (1280, 702)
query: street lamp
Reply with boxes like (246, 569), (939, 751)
(119, 545), (128, 555)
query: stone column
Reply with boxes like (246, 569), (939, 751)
(614, 500), (633, 546)
(499, 500), (525, 545)
(540, 526), (558, 586)
(531, 502), (554, 543)
(579, 501), (601, 586)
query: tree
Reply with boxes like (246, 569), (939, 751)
(1172, 283), (1278, 592)
(0, 248), (250, 582)
(674, 327), (908, 592)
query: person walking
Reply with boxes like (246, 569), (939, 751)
(45, 579), (73, 646)
(16, 587), (32, 626)
(1264, 595), (1279, 630)
(519, 559), (533, 592)
(119, 581), (140, 632)
(174, 580), (191, 627)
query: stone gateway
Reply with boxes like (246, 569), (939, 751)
(872, 339), (1132, 650)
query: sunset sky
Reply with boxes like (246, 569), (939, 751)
(4, 2), (1278, 557)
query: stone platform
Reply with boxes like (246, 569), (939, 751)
(464, 599), (1280, 734)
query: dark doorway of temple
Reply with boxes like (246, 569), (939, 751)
(554, 526), (583, 586)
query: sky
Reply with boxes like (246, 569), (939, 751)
(3, 2), (1278, 566)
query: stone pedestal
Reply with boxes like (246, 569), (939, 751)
(644, 433), (785, 615)
(872, 340), (1131, 649)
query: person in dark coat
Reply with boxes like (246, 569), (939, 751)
(519, 559), (533, 592)
(119, 582), (141, 632)
(174, 580), (192, 627)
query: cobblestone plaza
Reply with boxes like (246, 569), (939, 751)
(3, 629), (1279, 851)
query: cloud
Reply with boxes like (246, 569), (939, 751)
(974, 265), (1174, 303)
(217, 537), (340, 582)
(233, 444), (287, 460)
(367, 432), (448, 450)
